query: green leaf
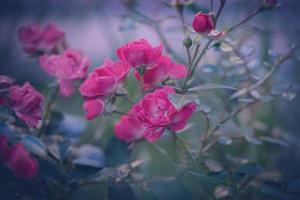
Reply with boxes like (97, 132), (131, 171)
(108, 182), (137, 200)
(188, 83), (237, 93)
(219, 43), (233, 52)
(204, 159), (224, 173)
(168, 93), (198, 110)
(21, 135), (48, 159)
(105, 136), (131, 166)
(73, 145), (106, 169)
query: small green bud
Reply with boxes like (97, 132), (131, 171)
(183, 36), (193, 49)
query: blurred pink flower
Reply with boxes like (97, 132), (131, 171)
(9, 82), (44, 128)
(18, 22), (65, 55)
(5, 143), (38, 179)
(39, 48), (90, 97)
(114, 86), (196, 142)
(79, 59), (130, 120)
(134, 55), (187, 90)
(116, 39), (162, 69)
(192, 12), (215, 34)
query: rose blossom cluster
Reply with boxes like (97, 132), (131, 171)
(79, 38), (196, 142)
(18, 23), (90, 97)
(79, 39), (188, 119)
(0, 135), (38, 179)
(0, 75), (44, 128)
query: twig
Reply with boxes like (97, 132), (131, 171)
(226, 7), (263, 34)
(131, 9), (184, 63)
(38, 85), (59, 137)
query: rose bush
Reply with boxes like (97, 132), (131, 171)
(0, 1), (298, 199)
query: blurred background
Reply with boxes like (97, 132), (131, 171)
(0, 0), (300, 199)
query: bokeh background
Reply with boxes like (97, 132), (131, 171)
(0, 0), (300, 199)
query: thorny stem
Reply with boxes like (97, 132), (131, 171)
(200, 100), (259, 154)
(182, 4), (266, 93)
(152, 136), (277, 198)
(209, 0), (214, 12)
(226, 7), (263, 34)
(171, 130), (200, 169)
(215, 0), (226, 23)
(38, 85), (59, 137)
(131, 9), (184, 63)
(231, 48), (297, 99)
(181, 40), (213, 93)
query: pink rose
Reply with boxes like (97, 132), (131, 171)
(192, 12), (215, 34)
(39, 48), (90, 97)
(9, 82), (44, 128)
(5, 143), (38, 179)
(116, 39), (163, 69)
(134, 55), (187, 90)
(114, 103), (145, 142)
(114, 86), (197, 142)
(18, 22), (65, 55)
(83, 99), (105, 120)
(79, 59), (130, 120)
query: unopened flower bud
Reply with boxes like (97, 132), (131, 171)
(192, 12), (215, 33)
(183, 36), (193, 49)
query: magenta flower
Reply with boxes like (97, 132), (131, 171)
(114, 103), (146, 142)
(0, 135), (38, 179)
(79, 59), (130, 120)
(192, 12), (215, 34)
(39, 48), (90, 97)
(134, 55), (187, 90)
(114, 86), (197, 142)
(18, 22), (65, 55)
(5, 143), (38, 179)
(82, 99), (105, 120)
(116, 39), (163, 69)
(9, 82), (44, 128)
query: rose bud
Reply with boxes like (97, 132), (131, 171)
(192, 12), (215, 34)
(263, 0), (278, 9)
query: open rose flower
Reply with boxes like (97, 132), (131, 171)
(18, 22), (65, 55)
(39, 48), (90, 97)
(134, 55), (187, 90)
(5, 143), (38, 179)
(114, 86), (197, 142)
(79, 59), (130, 120)
(114, 103), (146, 142)
(116, 39), (162, 69)
(9, 82), (44, 128)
